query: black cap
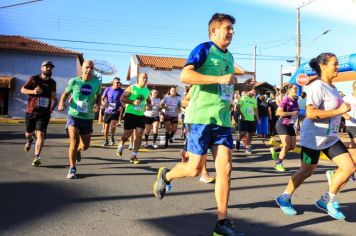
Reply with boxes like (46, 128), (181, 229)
(41, 60), (55, 68)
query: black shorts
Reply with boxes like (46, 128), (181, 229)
(145, 116), (159, 125)
(164, 115), (178, 124)
(276, 118), (296, 136)
(124, 113), (145, 130)
(240, 120), (256, 133)
(104, 113), (119, 124)
(25, 113), (51, 133)
(301, 140), (348, 165)
(346, 126), (356, 139)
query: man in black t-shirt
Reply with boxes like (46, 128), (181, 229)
(21, 61), (58, 167)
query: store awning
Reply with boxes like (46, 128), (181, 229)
(0, 76), (15, 89)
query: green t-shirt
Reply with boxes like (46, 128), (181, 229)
(184, 42), (235, 127)
(125, 84), (150, 116)
(65, 76), (101, 120)
(239, 95), (257, 121)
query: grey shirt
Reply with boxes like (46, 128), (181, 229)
(161, 95), (181, 117)
(300, 80), (343, 150)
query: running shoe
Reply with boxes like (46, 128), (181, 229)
(102, 140), (109, 147)
(207, 148), (212, 154)
(111, 136), (115, 146)
(24, 138), (33, 152)
(349, 173), (356, 182)
(274, 163), (286, 172)
(276, 195), (297, 216)
(153, 167), (169, 199)
(270, 147), (278, 161)
(199, 176), (215, 184)
(130, 155), (141, 164)
(326, 170), (335, 186)
(315, 197), (345, 220)
(213, 219), (239, 236)
(32, 155), (41, 167)
(143, 141), (149, 148)
(116, 144), (124, 156)
(153, 142), (158, 149)
(66, 167), (77, 179)
(235, 139), (240, 150)
(76, 150), (82, 162)
(169, 137), (174, 143)
(245, 147), (252, 155)
(128, 144), (134, 150)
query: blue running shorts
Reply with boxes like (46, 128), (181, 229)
(186, 124), (233, 155)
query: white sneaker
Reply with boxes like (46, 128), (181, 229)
(153, 142), (158, 149)
(128, 144), (134, 150)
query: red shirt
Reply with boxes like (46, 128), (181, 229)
(23, 75), (56, 114)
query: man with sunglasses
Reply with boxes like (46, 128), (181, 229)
(101, 77), (124, 146)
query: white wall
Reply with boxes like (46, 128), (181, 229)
(139, 67), (185, 96)
(0, 51), (80, 118)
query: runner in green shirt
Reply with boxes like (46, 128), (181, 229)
(58, 60), (101, 179)
(116, 72), (150, 164)
(236, 91), (259, 154)
(152, 13), (254, 236)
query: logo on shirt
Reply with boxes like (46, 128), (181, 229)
(137, 95), (144, 101)
(80, 84), (92, 95)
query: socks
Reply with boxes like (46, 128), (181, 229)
(144, 134), (149, 142)
(281, 191), (292, 201)
(162, 171), (170, 184)
(153, 134), (158, 143)
(217, 219), (228, 226)
(322, 192), (335, 202)
(276, 158), (283, 165)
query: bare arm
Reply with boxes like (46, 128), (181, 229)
(306, 103), (350, 120)
(254, 107), (260, 121)
(50, 91), (58, 112)
(21, 85), (42, 95)
(276, 107), (298, 117)
(58, 91), (69, 111)
(120, 86), (140, 105)
(180, 65), (236, 85)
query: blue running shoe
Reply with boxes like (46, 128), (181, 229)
(213, 219), (241, 236)
(276, 195), (297, 216)
(315, 197), (345, 220)
(333, 200), (340, 209)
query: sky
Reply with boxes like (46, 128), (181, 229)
(1, 0), (356, 86)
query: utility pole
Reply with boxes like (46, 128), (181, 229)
(296, 7), (301, 69)
(280, 65), (283, 92)
(253, 45), (257, 81)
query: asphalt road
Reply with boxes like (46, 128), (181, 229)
(0, 123), (355, 236)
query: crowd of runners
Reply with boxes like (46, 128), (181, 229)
(19, 13), (356, 236)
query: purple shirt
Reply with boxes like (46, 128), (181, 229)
(102, 87), (124, 114)
(279, 96), (299, 125)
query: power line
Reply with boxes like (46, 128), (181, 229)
(0, 0), (43, 9)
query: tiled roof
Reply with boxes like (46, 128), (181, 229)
(136, 55), (186, 70)
(0, 35), (83, 58)
(135, 54), (254, 75)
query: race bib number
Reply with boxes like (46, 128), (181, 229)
(108, 102), (117, 109)
(76, 101), (88, 113)
(152, 105), (159, 112)
(168, 105), (176, 113)
(37, 97), (50, 108)
(134, 102), (144, 111)
(246, 107), (254, 115)
(219, 85), (233, 101)
(328, 119), (340, 136)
